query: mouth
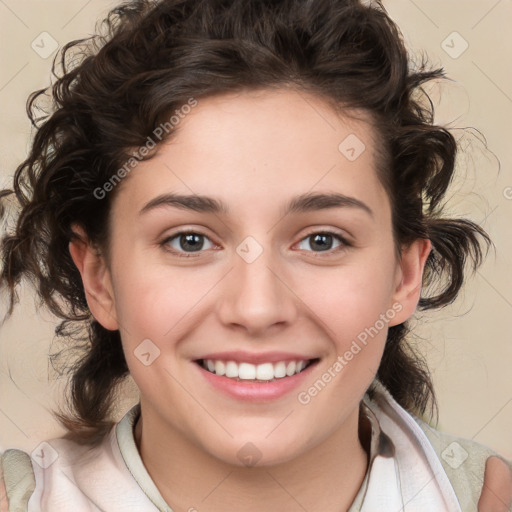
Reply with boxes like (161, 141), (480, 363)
(194, 358), (320, 383)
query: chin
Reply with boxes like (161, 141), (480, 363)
(208, 438), (307, 469)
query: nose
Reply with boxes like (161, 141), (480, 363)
(216, 240), (298, 336)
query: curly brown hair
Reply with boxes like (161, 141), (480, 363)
(0, 0), (491, 446)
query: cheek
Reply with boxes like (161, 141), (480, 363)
(111, 255), (220, 349)
(114, 274), (193, 338)
(111, 266), (205, 399)
(292, 267), (397, 412)
(299, 259), (398, 337)
(295, 255), (398, 392)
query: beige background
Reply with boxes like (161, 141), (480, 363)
(0, 0), (511, 460)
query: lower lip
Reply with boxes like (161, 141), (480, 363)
(194, 360), (319, 403)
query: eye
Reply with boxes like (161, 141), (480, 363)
(160, 231), (216, 257)
(160, 229), (350, 258)
(296, 231), (349, 254)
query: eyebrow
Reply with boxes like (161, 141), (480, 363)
(139, 191), (374, 218)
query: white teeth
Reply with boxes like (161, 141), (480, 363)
(214, 361), (226, 376)
(274, 361), (287, 378)
(286, 361), (296, 376)
(256, 363), (274, 380)
(201, 358), (313, 381)
(238, 362), (256, 380)
(225, 361), (238, 378)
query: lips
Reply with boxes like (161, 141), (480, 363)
(193, 355), (320, 402)
(193, 350), (319, 381)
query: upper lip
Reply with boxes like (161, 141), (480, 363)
(195, 351), (318, 365)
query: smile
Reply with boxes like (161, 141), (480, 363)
(196, 358), (318, 382)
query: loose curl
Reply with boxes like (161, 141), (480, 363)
(0, 0), (491, 446)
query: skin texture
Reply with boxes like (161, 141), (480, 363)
(64, 89), (511, 511)
(478, 457), (512, 511)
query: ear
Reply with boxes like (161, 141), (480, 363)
(68, 224), (119, 331)
(388, 238), (432, 327)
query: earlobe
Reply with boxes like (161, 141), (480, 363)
(388, 238), (432, 327)
(68, 224), (119, 331)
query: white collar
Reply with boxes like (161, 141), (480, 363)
(26, 379), (461, 511)
(350, 379), (462, 511)
(115, 379), (461, 511)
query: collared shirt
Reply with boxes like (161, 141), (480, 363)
(1, 379), (510, 511)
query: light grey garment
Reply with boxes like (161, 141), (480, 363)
(1, 379), (510, 511)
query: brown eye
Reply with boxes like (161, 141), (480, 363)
(161, 231), (215, 257)
(297, 231), (349, 254)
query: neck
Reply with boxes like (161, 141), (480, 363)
(134, 404), (370, 512)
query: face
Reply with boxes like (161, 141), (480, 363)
(73, 88), (429, 468)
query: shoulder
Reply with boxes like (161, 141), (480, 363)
(0, 449), (36, 512)
(414, 416), (512, 511)
(366, 379), (512, 511)
(0, 405), (155, 512)
(0, 434), (111, 512)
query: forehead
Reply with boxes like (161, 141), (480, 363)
(164, 87), (378, 163)
(111, 88), (389, 222)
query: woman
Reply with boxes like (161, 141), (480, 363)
(1, 0), (511, 510)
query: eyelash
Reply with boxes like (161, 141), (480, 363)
(159, 229), (351, 259)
